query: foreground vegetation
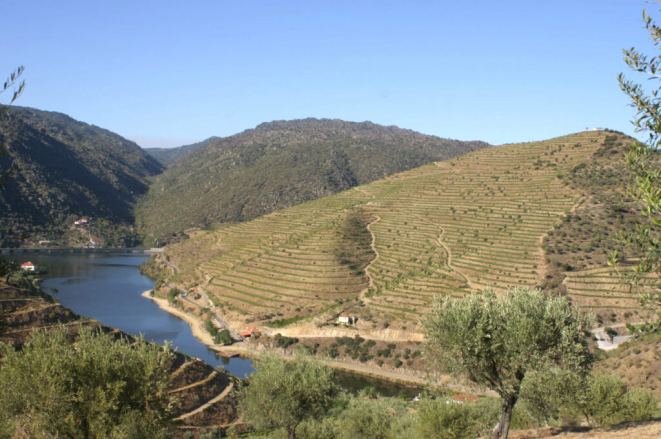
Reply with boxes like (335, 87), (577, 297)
(234, 288), (658, 439)
(0, 326), (174, 439)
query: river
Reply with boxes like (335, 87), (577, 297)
(9, 253), (419, 396)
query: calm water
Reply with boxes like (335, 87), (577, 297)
(9, 253), (254, 377)
(9, 253), (417, 396)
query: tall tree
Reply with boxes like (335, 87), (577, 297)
(422, 287), (593, 439)
(237, 351), (339, 439)
(614, 5), (661, 318)
(0, 326), (175, 439)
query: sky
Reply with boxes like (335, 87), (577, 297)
(2, 1), (658, 148)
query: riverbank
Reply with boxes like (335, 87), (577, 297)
(142, 290), (217, 347)
(140, 290), (488, 393)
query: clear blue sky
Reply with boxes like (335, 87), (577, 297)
(2, 1), (656, 147)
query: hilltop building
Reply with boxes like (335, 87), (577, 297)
(74, 218), (88, 226)
(21, 262), (35, 271)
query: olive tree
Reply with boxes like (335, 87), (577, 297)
(613, 4), (661, 318)
(422, 287), (593, 439)
(0, 325), (175, 439)
(238, 351), (339, 439)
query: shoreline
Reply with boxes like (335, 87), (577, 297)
(140, 290), (438, 386)
(141, 290), (217, 348)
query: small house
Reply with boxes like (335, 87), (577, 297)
(21, 262), (35, 271)
(89, 236), (104, 247)
(74, 218), (88, 226)
(247, 327), (260, 334)
(38, 240), (51, 245)
(239, 331), (252, 338)
(338, 314), (357, 325)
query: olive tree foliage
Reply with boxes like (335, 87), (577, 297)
(237, 351), (340, 439)
(572, 373), (659, 427)
(0, 66), (25, 278)
(613, 4), (661, 317)
(0, 325), (175, 439)
(422, 287), (593, 439)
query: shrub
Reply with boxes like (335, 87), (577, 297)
(166, 288), (180, 303)
(275, 333), (299, 349)
(214, 329), (232, 345)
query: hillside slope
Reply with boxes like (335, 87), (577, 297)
(135, 119), (489, 245)
(159, 130), (649, 339)
(0, 106), (164, 247)
(0, 278), (239, 434)
(143, 136), (220, 166)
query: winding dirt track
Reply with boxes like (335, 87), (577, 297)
(360, 215), (381, 300)
(174, 381), (234, 421)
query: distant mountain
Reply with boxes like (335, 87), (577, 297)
(144, 136), (220, 166)
(135, 118), (489, 245)
(0, 106), (164, 247)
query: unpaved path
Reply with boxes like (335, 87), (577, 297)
(360, 215), (381, 301)
(174, 381), (234, 421)
(170, 360), (193, 379)
(169, 371), (218, 393)
(413, 214), (473, 289)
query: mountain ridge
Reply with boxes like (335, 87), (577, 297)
(0, 106), (164, 246)
(144, 136), (220, 166)
(135, 118), (489, 245)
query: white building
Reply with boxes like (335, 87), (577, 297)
(89, 236), (104, 247)
(338, 314), (357, 325)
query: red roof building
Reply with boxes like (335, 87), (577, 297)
(21, 262), (35, 271)
(89, 236), (104, 247)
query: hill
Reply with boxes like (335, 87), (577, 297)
(143, 136), (220, 166)
(0, 277), (240, 435)
(157, 130), (656, 339)
(0, 106), (164, 247)
(134, 118), (489, 245)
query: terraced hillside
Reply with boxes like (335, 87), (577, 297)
(0, 279), (240, 435)
(161, 130), (652, 336)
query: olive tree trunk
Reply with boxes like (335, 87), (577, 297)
(492, 393), (517, 439)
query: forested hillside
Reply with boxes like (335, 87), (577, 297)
(135, 118), (488, 245)
(0, 107), (164, 247)
(144, 136), (220, 166)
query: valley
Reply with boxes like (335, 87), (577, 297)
(156, 129), (654, 342)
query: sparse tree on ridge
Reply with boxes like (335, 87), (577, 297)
(237, 350), (339, 439)
(422, 287), (593, 439)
